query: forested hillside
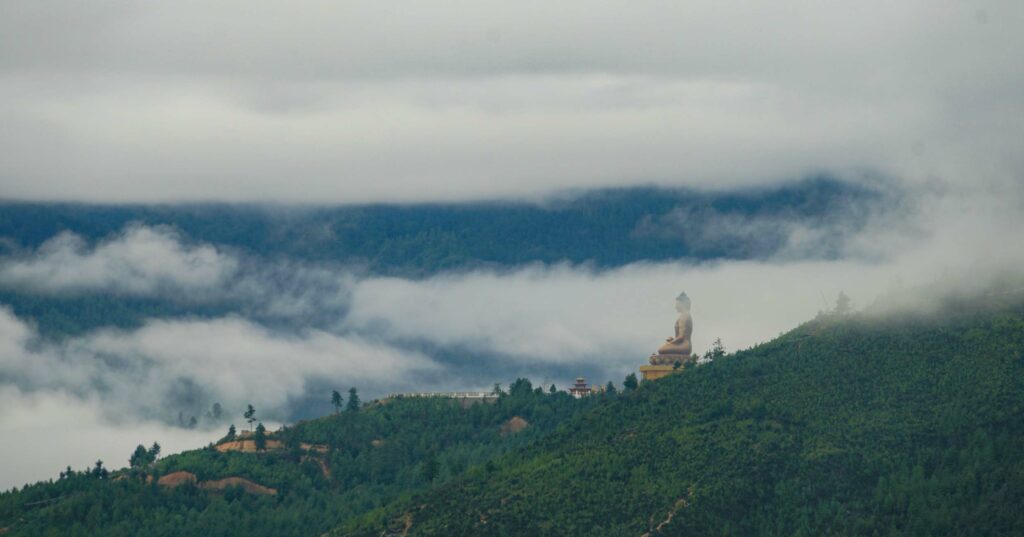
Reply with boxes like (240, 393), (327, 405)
(4, 295), (1021, 536)
(338, 298), (1024, 536)
(0, 384), (594, 537)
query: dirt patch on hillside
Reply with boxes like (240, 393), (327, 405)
(300, 442), (329, 453)
(215, 439), (283, 453)
(500, 416), (529, 436)
(199, 477), (277, 495)
(157, 471), (197, 488)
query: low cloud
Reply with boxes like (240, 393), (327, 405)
(0, 225), (356, 326)
(345, 181), (1024, 375)
(0, 308), (438, 426)
(0, 387), (214, 491)
(0, 225), (237, 296)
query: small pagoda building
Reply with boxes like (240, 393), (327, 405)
(568, 377), (592, 398)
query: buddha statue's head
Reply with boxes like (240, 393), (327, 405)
(675, 292), (691, 313)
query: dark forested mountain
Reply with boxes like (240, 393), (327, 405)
(0, 176), (888, 274)
(3, 294), (1023, 536)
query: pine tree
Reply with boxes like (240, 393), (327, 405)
(129, 445), (148, 468)
(712, 340), (729, 360)
(226, 424), (237, 441)
(346, 388), (361, 412)
(254, 422), (267, 451)
(331, 390), (343, 414)
(623, 373), (639, 391)
(244, 404), (257, 432)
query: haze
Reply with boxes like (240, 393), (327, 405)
(1, 1), (1022, 490)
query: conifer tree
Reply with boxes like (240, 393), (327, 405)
(129, 445), (148, 468)
(331, 390), (344, 414)
(254, 422), (267, 451)
(244, 404), (257, 432)
(710, 338), (726, 360)
(346, 387), (361, 412)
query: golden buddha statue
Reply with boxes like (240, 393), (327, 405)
(650, 292), (693, 365)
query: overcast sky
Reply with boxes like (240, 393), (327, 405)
(1, 1), (1022, 202)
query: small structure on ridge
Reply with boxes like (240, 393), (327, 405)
(569, 377), (592, 398)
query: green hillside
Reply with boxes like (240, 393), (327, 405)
(3, 298), (1023, 536)
(337, 301), (1024, 536)
(0, 385), (592, 537)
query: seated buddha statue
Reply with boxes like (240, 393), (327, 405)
(651, 292), (693, 365)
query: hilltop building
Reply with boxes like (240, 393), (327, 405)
(568, 377), (590, 398)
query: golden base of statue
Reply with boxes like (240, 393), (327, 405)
(639, 364), (677, 381)
(641, 353), (696, 381)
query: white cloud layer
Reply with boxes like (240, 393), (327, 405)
(0, 225), (237, 295)
(1, 1), (1022, 202)
(345, 184), (1024, 374)
(0, 387), (214, 491)
(0, 307), (438, 424)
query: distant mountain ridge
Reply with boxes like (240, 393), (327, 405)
(0, 176), (890, 275)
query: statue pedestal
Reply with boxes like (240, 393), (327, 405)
(639, 364), (678, 382)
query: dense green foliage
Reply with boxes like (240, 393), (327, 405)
(0, 384), (591, 536)
(5, 299), (1021, 536)
(338, 302), (1024, 536)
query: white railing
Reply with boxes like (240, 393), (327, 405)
(386, 391), (496, 400)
